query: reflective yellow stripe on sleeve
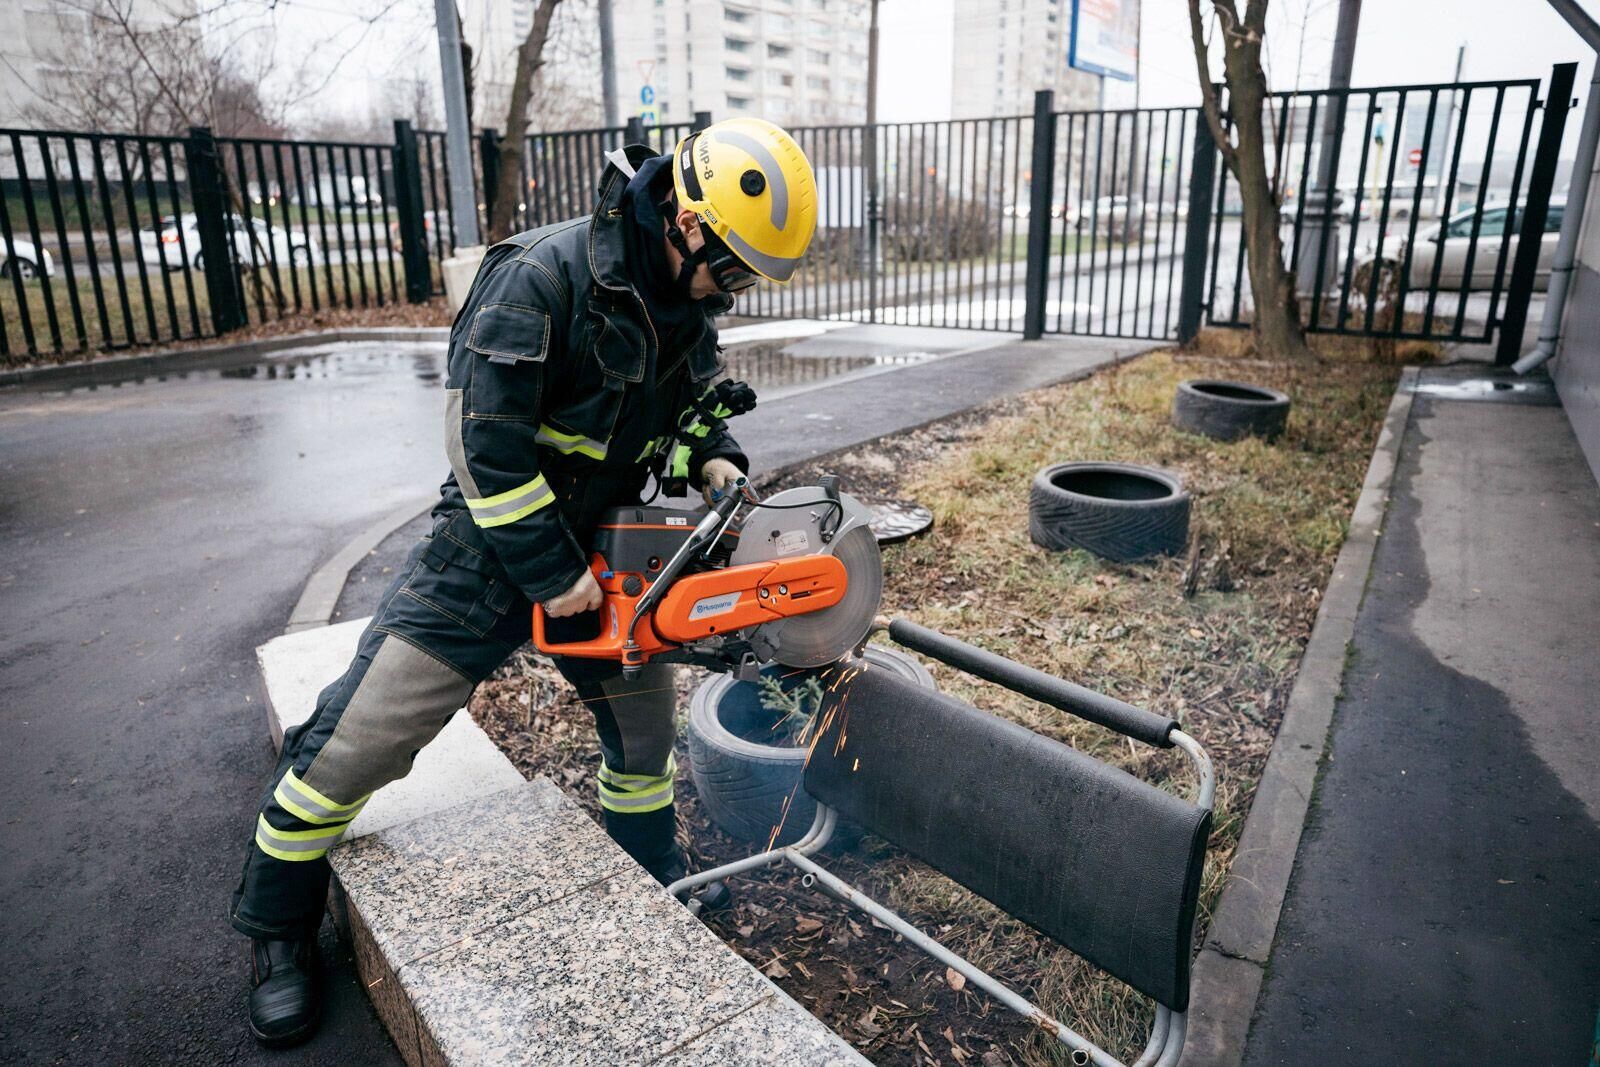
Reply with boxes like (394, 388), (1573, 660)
(465, 474), (555, 528)
(535, 424), (609, 461)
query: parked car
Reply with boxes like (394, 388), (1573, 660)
(140, 213), (320, 272)
(1352, 199), (1563, 294)
(1064, 195), (1146, 240)
(2, 235), (56, 279)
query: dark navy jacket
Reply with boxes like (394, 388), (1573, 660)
(437, 145), (746, 604)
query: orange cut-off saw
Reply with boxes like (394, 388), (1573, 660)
(533, 477), (884, 679)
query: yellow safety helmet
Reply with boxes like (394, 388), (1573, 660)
(670, 118), (817, 287)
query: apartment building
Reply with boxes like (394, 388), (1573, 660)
(949, 0), (1105, 120)
(612, 0), (871, 128)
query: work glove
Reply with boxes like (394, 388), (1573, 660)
(701, 457), (746, 504)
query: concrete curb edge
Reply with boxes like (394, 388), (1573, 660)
(286, 495), (438, 634)
(0, 326), (450, 390)
(1177, 365), (1419, 1066)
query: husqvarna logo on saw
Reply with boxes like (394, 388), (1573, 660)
(690, 591), (741, 619)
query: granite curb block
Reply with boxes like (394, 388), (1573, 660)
(256, 620), (869, 1065)
(1177, 365), (1419, 1067)
(0, 326), (451, 390)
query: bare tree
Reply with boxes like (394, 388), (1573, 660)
(21, 1), (284, 137)
(1188, 0), (1314, 362)
(485, 0), (566, 243)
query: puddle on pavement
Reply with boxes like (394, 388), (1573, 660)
(57, 335), (932, 397)
(722, 339), (935, 393)
(1409, 377), (1557, 403)
(216, 342), (445, 384)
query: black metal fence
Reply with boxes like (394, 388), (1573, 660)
(0, 66), (1575, 364)
(1205, 74), (1556, 350)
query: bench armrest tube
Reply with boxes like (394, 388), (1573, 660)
(886, 618), (1179, 748)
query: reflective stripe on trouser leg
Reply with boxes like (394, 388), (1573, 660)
(231, 553), (487, 939)
(597, 754), (677, 813)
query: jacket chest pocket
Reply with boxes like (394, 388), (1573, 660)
(584, 298), (647, 384)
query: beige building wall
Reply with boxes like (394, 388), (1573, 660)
(949, 0), (1102, 121)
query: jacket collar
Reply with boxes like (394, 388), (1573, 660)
(587, 143), (734, 320)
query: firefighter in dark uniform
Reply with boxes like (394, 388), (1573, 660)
(231, 118), (819, 1047)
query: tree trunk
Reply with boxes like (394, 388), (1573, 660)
(1188, 0), (1314, 363)
(1221, 44), (1311, 361)
(487, 0), (562, 243)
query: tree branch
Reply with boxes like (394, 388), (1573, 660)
(1188, 0), (1239, 171)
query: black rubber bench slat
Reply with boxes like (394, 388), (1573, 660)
(804, 667), (1209, 1011)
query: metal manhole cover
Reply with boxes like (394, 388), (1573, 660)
(866, 499), (933, 544)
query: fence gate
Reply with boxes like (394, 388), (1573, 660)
(1204, 66), (1573, 360)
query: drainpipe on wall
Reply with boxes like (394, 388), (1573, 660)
(1517, 0), (1600, 374)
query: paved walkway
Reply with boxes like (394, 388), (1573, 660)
(1243, 365), (1600, 1065)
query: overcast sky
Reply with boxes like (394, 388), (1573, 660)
(878, 0), (1596, 121)
(268, 0), (1597, 140)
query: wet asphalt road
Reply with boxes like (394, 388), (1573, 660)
(0, 343), (453, 1065)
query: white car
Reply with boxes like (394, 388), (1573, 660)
(1353, 199), (1563, 294)
(140, 213), (320, 272)
(1064, 195), (1146, 240)
(3, 235), (56, 279)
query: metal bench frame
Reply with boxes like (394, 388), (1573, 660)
(670, 619), (1215, 1067)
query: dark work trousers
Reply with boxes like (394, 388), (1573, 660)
(230, 510), (678, 941)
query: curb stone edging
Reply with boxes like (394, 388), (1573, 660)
(0, 326), (450, 390)
(286, 495), (436, 634)
(1177, 365), (1419, 1067)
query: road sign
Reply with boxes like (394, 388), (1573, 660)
(1408, 147), (1423, 166)
(636, 60), (656, 83)
(640, 85), (655, 105)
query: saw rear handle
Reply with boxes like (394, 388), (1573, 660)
(531, 478), (853, 678)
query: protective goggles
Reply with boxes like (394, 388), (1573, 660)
(700, 228), (761, 292)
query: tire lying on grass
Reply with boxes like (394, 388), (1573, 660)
(1172, 379), (1291, 442)
(687, 646), (935, 847)
(1028, 461), (1190, 563)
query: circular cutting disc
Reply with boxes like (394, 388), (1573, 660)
(768, 522), (883, 667)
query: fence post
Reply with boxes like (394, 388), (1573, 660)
(183, 126), (246, 335)
(479, 128), (500, 238)
(392, 120), (433, 304)
(1497, 61), (1577, 365)
(1177, 111), (1219, 346)
(1023, 89), (1056, 341)
(625, 116), (645, 143)
(692, 110), (713, 132)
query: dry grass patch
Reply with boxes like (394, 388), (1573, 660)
(473, 346), (1410, 1065)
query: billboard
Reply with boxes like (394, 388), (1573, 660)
(1069, 0), (1140, 83)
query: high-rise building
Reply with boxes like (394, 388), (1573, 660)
(611, 0), (871, 129)
(949, 0), (1105, 120)
(462, 0), (606, 130)
(0, 0), (201, 130)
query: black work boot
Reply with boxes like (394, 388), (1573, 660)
(604, 806), (684, 886)
(248, 936), (321, 1048)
